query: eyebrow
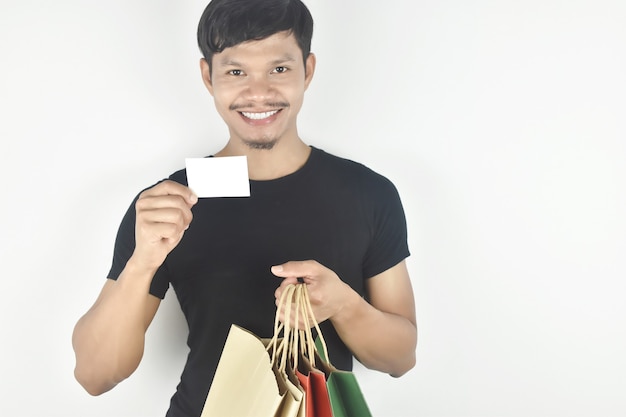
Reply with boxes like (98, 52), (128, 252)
(270, 55), (297, 65)
(217, 54), (297, 68)
(218, 58), (243, 67)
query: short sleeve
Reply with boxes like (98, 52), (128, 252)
(106, 192), (171, 299)
(361, 176), (410, 279)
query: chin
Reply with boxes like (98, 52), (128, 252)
(243, 138), (278, 150)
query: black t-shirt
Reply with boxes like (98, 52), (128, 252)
(108, 146), (410, 417)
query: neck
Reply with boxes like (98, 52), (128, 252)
(215, 138), (311, 181)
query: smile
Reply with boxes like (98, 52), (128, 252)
(240, 110), (280, 120)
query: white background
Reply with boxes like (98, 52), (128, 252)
(1, 1), (625, 416)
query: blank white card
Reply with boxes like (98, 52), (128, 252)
(185, 156), (250, 198)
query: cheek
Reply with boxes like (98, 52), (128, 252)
(275, 83), (300, 104)
(211, 88), (234, 110)
(211, 83), (237, 100)
(287, 90), (305, 111)
(211, 97), (234, 123)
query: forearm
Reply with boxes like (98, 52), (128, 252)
(72, 258), (159, 395)
(272, 260), (417, 376)
(330, 284), (417, 377)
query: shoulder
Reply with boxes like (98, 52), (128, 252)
(310, 147), (398, 194)
(133, 169), (187, 198)
(167, 168), (188, 186)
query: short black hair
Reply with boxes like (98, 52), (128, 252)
(197, 0), (314, 73)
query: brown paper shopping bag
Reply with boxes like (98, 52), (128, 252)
(201, 284), (304, 417)
(268, 284), (305, 417)
(200, 324), (285, 417)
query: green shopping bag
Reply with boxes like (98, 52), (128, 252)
(326, 370), (372, 417)
(308, 296), (373, 417)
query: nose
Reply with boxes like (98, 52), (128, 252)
(242, 75), (275, 101)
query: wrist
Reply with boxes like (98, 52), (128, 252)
(123, 254), (161, 280)
(329, 282), (362, 325)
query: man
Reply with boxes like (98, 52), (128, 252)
(72, 0), (417, 416)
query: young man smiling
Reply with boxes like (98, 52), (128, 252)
(72, 0), (417, 416)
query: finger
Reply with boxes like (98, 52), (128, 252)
(137, 194), (193, 210)
(274, 304), (316, 330)
(140, 180), (198, 206)
(274, 279), (298, 304)
(138, 202), (193, 226)
(270, 260), (320, 279)
(137, 195), (194, 226)
(140, 222), (185, 243)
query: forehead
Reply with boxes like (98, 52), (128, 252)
(213, 31), (302, 67)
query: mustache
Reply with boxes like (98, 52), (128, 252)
(229, 102), (290, 111)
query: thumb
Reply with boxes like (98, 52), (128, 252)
(270, 264), (285, 275)
(271, 264), (306, 285)
(271, 264), (295, 280)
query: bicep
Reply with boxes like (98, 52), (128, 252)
(365, 260), (416, 326)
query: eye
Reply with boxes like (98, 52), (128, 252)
(228, 69), (244, 76)
(273, 66), (288, 74)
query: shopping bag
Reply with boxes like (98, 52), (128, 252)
(201, 285), (304, 417)
(299, 285), (373, 417)
(268, 283), (305, 417)
(284, 286), (331, 417)
(282, 352), (306, 417)
(268, 336), (304, 417)
(309, 334), (372, 417)
(326, 370), (372, 417)
(296, 354), (333, 417)
(200, 324), (286, 417)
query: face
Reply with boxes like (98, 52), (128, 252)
(201, 31), (315, 151)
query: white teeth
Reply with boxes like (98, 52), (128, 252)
(241, 110), (279, 120)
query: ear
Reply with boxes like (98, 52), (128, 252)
(200, 58), (214, 96)
(304, 53), (316, 90)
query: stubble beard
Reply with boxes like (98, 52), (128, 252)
(242, 136), (278, 150)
